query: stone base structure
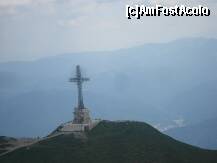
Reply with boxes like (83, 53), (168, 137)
(58, 119), (101, 132)
(53, 106), (100, 133)
(73, 107), (91, 124)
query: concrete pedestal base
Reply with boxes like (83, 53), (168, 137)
(73, 107), (91, 124)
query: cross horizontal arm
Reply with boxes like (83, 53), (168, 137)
(69, 77), (90, 82)
(82, 78), (90, 81)
(69, 78), (79, 82)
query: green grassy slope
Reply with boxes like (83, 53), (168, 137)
(0, 121), (217, 163)
(0, 136), (16, 154)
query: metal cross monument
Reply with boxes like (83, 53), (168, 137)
(69, 65), (90, 109)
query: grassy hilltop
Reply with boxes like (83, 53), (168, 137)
(0, 121), (217, 163)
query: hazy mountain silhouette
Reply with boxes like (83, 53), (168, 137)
(165, 118), (217, 150)
(0, 38), (217, 139)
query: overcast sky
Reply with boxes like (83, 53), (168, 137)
(0, 0), (216, 62)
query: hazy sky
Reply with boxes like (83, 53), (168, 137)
(0, 0), (217, 62)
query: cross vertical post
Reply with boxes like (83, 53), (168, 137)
(70, 65), (89, 109)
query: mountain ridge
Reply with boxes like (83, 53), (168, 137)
(165, 117), (217, 150)
(0, 37), (217, 140)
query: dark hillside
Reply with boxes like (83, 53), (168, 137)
(0, 121), (217, 163)
(0, 136), (16, 154)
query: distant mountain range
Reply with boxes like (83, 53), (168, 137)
(165, 118), (217, 150)
(1, 121), (217, 163)
(0, 38), (217, 145)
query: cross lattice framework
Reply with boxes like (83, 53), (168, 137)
(69, 65), (90, 109)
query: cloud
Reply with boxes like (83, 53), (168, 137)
(0, 0), (56, 15)
(56, 0), (122, 28)
(0, 0), (31, 7)
(58, 16), (88, 27)
(154, 118), (186, 132)
(0, 0), (111, 15)
(0, 0), (30, 15)
(0, 0), (57, 7)
(173, 118), (185, 127)
(0, 0), (217, 61)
